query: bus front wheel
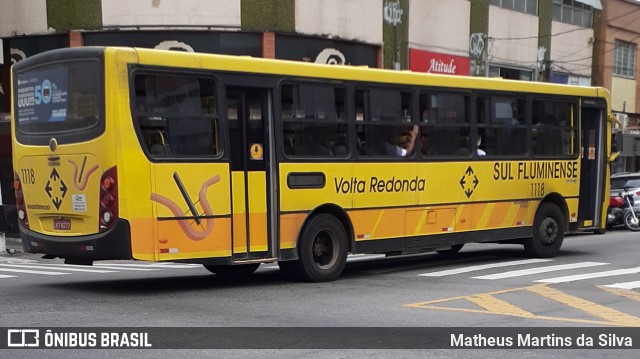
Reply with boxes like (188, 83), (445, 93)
(279, 214), (348, 282)
(524, 203), (565, 258)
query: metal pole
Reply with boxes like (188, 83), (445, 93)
(0, 232), (6, 255)
(0, 178), (7, 256)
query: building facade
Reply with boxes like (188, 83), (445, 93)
(1, 0), (609, 113)
(0, 0), (619, 233)
(593, 0), (640, 173)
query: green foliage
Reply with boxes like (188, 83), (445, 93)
(382, 0), (409, 69)
(47, 0), (102, 31)
(242, 0), (294, 32)
(469, 0), (489, 35)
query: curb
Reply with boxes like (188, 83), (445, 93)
(0, 236), (24, 256)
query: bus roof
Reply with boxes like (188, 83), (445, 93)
(128, 47), (607, 99)
(16, 46), (608, 100)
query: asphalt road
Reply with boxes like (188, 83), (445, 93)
(1, 230), (639, 358)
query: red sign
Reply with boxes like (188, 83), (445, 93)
(409, 48), (470, 76)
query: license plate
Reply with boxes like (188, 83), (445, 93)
(53, 218), (71, 230)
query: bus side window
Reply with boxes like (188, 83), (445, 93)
(420, 92), (470, 158)
(280, 83), (347, 158)
(134, 74), (218, 159)
(532, 99), (576, 157)
(146, 129), (170, 156)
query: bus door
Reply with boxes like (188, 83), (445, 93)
(226, 87), (276, 260)
(578, 100), (607, 229)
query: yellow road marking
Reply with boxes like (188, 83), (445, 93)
(466, 293), (535, 317)
(599, 286), (640, 302)
(526, 284), (640, 326)
(405, 284), (640, 326)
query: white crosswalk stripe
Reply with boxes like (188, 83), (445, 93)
(88, 265), (163, 271)
(94, 263), (201, 269)
(0, 261), (203, 279)
(535, 266), (640, 284)
(0, 267), (68, 275)
(417, 259), (640, 288)
(418, 258), (552, 277)
(0, 263), (117, 273)
(471, 262), (609, 280)
(604, 281), (640, 290)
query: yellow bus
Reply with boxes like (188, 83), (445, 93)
(11, 47), (612, 282)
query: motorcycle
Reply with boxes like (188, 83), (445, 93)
(607, 188), (640, 231)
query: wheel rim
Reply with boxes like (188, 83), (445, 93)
(312, 228), (338, 269)
(626, 214), (639, 228)
(540, 217), (558, 245)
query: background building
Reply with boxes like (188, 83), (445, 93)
(2, 0), (631, 234)
(594, 0), (640, 173)
(5, 0), (640, 174)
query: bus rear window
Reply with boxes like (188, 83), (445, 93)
(14, 60), (102, 136)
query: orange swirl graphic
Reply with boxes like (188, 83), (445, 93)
(68, 159), (99, 191)
(150, 175), (221, 241)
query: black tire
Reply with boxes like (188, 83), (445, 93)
(278, 214), (348, 282)
(436, 244), (464, 255)
(623, 211), (640, 232)
(524, 203), (565, 258)
(203, 263), (260, 277)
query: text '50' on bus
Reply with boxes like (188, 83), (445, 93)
(11, 47), (612, 282)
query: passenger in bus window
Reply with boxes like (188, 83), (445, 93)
(477, 136), (486, 157)
(384, 125), (418, 157)
(421, 109), (432, 123)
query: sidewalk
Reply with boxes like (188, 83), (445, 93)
(4, 236), (23, 253)
(0, 236), (43, 261)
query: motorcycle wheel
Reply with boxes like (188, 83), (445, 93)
(623, 211), (640, 231)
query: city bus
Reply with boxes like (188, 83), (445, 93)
(11, 47), (612, 282)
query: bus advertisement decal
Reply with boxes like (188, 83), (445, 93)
(459, 166), (479, 199)
(492, 161), (578, 181)
(334, 176), (426, 194)
(150, 173), (221, 241)
(68, 156), (99, 191)
(44, 168), (67, 210)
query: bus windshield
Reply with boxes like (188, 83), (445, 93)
(14, 60), (102, 138)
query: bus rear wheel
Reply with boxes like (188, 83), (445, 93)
(203, 263), (260, 277)
(279, 214), (347, 282)
(524, 203), (565, 258)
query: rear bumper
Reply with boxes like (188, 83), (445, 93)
(19, 219), (133, 260)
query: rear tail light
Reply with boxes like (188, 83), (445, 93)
(99, 166), (118, 232)
(14, 173), (29, 229)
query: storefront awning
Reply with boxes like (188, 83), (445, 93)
(576, 0), (602, 10)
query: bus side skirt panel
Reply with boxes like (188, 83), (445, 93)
(353, 227), (533, 254)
